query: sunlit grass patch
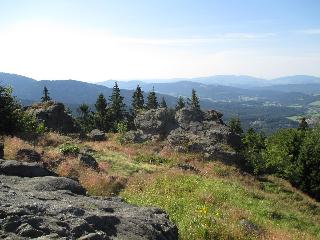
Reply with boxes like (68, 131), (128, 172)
(93, 150), (157, 176)
(122, 171), (320, 240)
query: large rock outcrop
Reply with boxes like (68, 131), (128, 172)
(0, 159), (178, 240)
(124, 108), (176, 143)
(167, 108), (241, 162)
(27, 101), (79, 133)
(125, 107), (241, 162)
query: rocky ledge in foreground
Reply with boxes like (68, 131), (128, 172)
(0, 159), (178, 240)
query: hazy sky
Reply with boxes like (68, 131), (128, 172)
(0, 0), (320, 82)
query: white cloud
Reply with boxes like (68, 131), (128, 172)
(295, 28), (320, 35)
(117, 32), (275, 46)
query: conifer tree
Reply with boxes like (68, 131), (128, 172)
(190, 89), (200, 111)
(160, 97), (167, 109)
(175, 96), (185, 111)
(41, 86), (51, 102)
(132, 85), (144, 113)
(94, 93), (108, 130)
(229, 117), (243, 135)
(77, 103), (94, 132)
(108, 82), (126, 124)
(146, 87), (158, 109)
(298, 117), (308, 131)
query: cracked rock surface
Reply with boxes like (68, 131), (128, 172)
(0, 160), (178, 240)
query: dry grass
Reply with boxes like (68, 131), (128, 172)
(3, 136), (33, 159)
(37, 132), (70, 147)
(56, 157), (81, 179)
(79, 169), (127, 196)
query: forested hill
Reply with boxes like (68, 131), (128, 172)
(0, 72), (177, 107)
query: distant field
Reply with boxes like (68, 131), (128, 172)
(309, 100), (320, 106)
(286, 116), (301, 122)
(288, 104), (303, 108)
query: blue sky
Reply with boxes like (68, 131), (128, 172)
(0, 0), (320, 81)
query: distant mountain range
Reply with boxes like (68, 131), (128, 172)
(1, 72), (320, 133)
(99, 75), (320, 89)
(0, 72), (177, 107)
(98, 76), (319, 105)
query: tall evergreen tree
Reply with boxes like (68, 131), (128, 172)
(41, 86), (51, 102)
(132, 85), (144, 113)
(160, 97), (167, 109)
(175, 96), (185, 111)
(94, 93), (108, 130)
(229, 117), (243, 136)
(146, 87), (158, 109)
(108, 82), (126, 124)
(299, 117), (308, 131)
(190, 89), (200, 110)
(77, 103), (94, 133)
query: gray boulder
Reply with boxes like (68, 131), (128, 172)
(0, 159), (55, 177)
(122, 130), (153, 144)
(26, 176), (86, 195)
(134, 108), (176, 137)
(0, 163), (178, 240)
(203, 109), (224, 123)
(78, 154), (99, 170)
(167, 107), (241, 162)
(16, 149), (41, 163)
(87, 129), (106, 141)
(27, 101), (79, 133)
(175, 108), (204, 129)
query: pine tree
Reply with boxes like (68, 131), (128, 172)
(160, 97), (167, 109)
(132, 85), (144, 113)
(108, 82), (126, 124)
(77, 103), (94, 133)
(298, 117), (308, 131)
(78, 103), (90, 117)
(146, 87), (158, 109)
(41, 86), (51, 102)
(175, 96), (185, 111)
(190, 89), (200, 110)
(94, 93), (108, 130)
(229, 117), (243, 135)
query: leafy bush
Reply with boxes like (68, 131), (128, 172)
(133, 154), (171, 165)
(297, 127), (320, 199)
(240, 128), (266, 175)
(262, 128), (304, 177)
(59, 143), (80, 155)
(115, 121), (128, 144)
(241, 126), (320, 200)
(115, 121), (128, 134)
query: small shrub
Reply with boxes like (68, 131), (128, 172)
(133, 154), (171, 165)
(58, 143), (80, 156)
(115, 121), (128, 144)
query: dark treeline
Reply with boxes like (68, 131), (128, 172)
(75, 82), (198, 133)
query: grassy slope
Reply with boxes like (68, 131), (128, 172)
(3, 133), (320, 240)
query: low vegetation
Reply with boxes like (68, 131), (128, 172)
(1, 84), (320, 239)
